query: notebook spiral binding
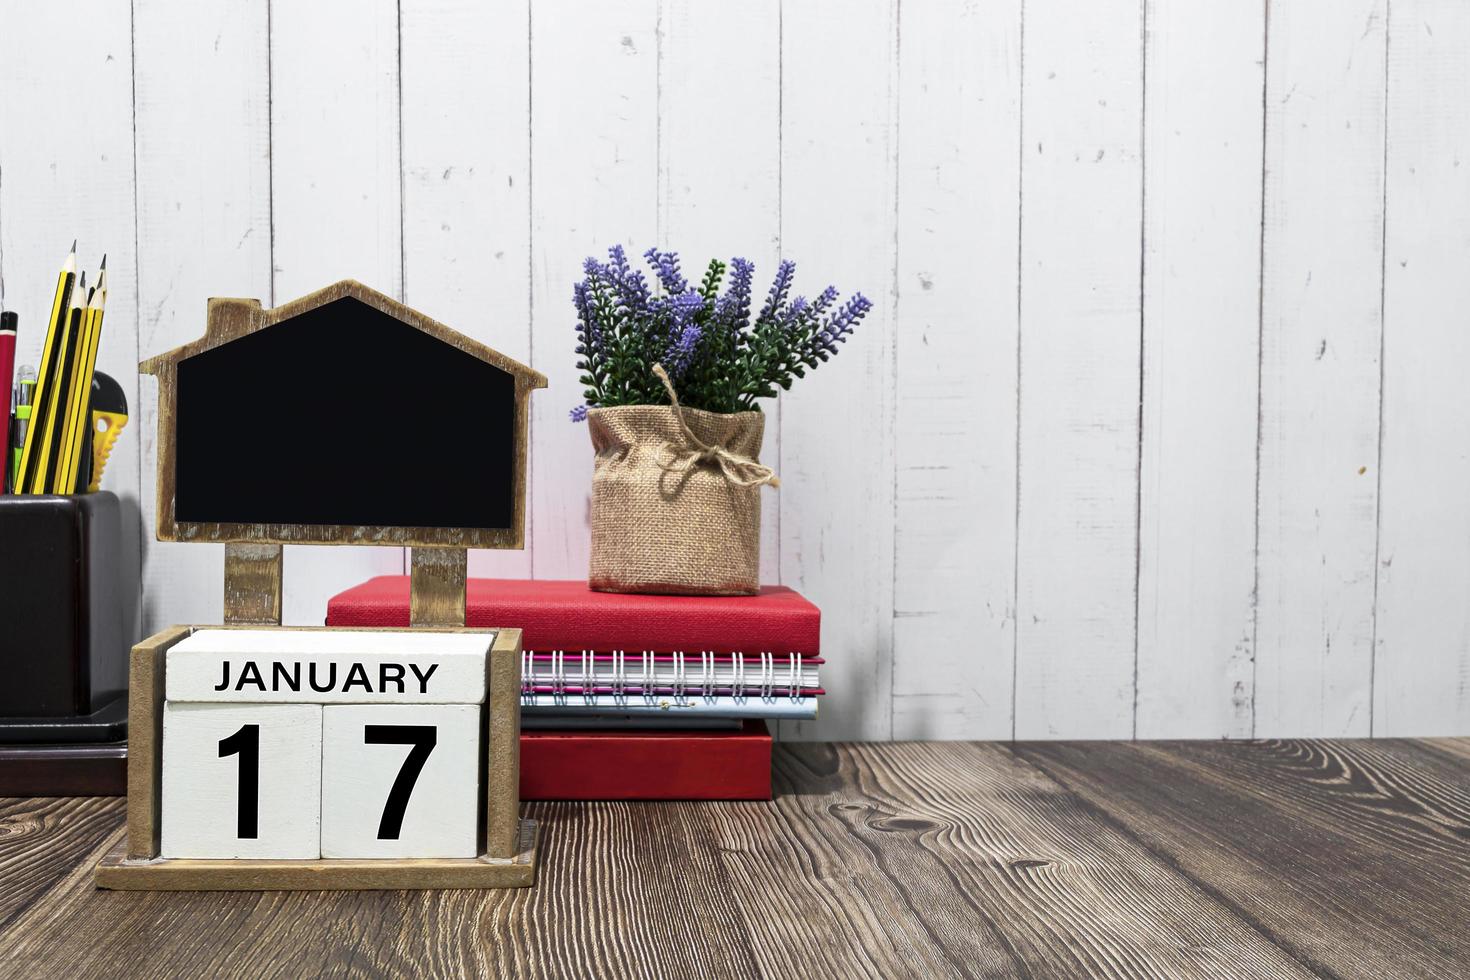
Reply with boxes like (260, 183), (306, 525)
(519, 649), (814, 703)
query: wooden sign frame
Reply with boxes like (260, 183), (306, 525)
(94, 625), (535, 891)
(139, 279), (548, 550)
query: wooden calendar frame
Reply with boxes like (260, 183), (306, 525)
(94, 626), (536, 891)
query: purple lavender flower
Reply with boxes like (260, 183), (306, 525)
(777, 295), (811, 333)
(715, 257), (755, 337)
(572, 280), (604, 356)
(669, 288), (704, 323)
(664, 322), (704, 380)
(607, 244), (632, 278)
(661, 289), (707, 379)
(815, 293), (872, 355)
(606, 244), (651, 315)
(809, 284), (840, 319)
(643, 247), (687, 295)
(572, 243), (868, 413)
(757, 259), (796, 326)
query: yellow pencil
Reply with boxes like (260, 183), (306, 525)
(59, 260), (106, 493)
(31, 270), (87, 493)
(33, 282), (87, 492)
(15, 242), (76, 493)
(54, 271), (94, 493)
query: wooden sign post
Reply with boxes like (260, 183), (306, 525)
(95, 281), (545, 890)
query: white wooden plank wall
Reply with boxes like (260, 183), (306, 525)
(891, 0), (1020, 739)
(1134, 0), (1264, 738)
(1014, 0), (1144, 739)
(1374, 0), (1470, 737)
(779, 0), (899, 739)
(1255, 0), (1387, 737)
(2, 0), (1467, 740)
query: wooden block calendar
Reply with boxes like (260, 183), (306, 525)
(95, 626), (534, 890)
(94, 281), (545, 891)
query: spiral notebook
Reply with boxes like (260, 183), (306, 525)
(521, 649), (821, 696)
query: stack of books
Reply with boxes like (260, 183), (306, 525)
(326, 578), (822, 800)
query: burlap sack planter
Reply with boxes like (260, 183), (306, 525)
(587, 403), (772, 596)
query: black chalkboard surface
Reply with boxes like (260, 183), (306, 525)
(174, 296), (515, 531)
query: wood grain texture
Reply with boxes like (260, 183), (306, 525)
(1134, 0), (1264, 738)
(891, 0), (1021, 740)
(399, 0), (534, 581)
(126, 625), (191, 860)
(1254, 0), (1388, 738)
(779, 0), (899, 741)
(133, 0), (271, 637)
(97, 820), (536, 891)
(5, 739), (1468, 976)
(485, 630), (523, 860)
(1019, 738), (1470, 978)
(0, 797), (123, 930)
(410, 547), (467, 627)
(1014, 0), (1144, 739)
(222, 543), (282, 625)
(1373, 0), (1470, 736)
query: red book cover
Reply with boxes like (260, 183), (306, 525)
(327, 576), (821, 655)
(519, 721), (772, 800)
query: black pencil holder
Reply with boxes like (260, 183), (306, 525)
(0, 491), (126, 740)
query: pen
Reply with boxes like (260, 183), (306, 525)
(0, 311), (15, 492)
(9, 365), (35, 492)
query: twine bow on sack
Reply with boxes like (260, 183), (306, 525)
(651, 363), (780, 489)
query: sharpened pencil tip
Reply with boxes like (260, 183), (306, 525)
(99, 254), (107, 270)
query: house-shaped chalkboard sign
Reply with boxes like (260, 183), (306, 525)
(141, 280), (546, 550)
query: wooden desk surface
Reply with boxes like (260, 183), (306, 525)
(1, 738), (1467, 978)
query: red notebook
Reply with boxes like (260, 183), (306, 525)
(519, 720), (772, 801)
(327, 576), (821, 656)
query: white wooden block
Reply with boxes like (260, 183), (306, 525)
(161, 702), (322, 859)
(166, 629), (491, 704)
(319, 704), (481, 859)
